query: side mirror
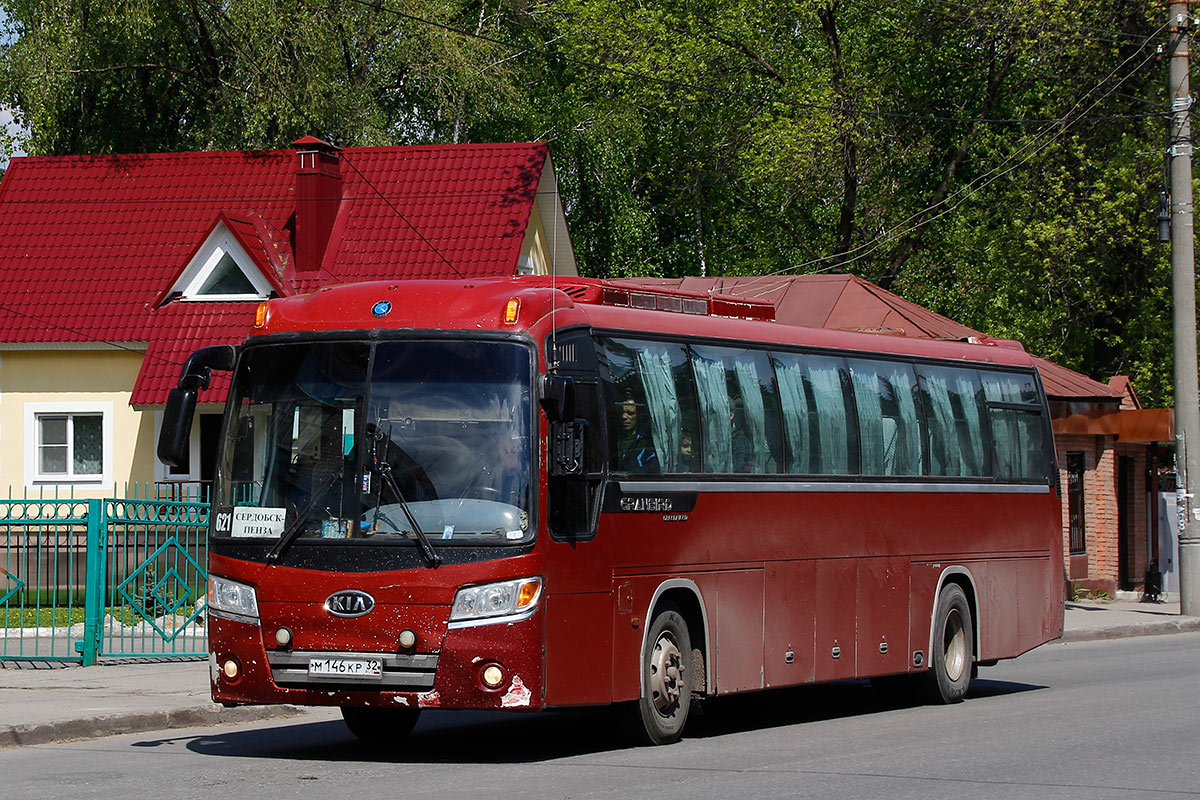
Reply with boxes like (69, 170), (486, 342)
(156, 345), (238, 468)
(158, 387), (197, 467)
(539, 374), (575, 423)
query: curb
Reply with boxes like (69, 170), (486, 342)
(0, 703), (306, 750)
(1058, 618), (1200, 643)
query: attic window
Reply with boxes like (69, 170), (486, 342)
(170, 221), (274, 302)
(199, 252), (258, 296)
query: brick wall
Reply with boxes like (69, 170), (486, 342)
(1056, 433), (1119, 594)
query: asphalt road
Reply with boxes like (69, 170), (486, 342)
(5, 633), (1199, 800)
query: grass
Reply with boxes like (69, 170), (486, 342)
(2, 605), (204, 628)
(2, 607), (86, 628)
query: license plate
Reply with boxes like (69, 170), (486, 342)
(308, 657), (383, 679)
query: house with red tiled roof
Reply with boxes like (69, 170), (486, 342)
(622, 274), (1175, 598)
(0, 137), (575, 495)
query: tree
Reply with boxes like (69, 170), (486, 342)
(0, 0), (1176, 402)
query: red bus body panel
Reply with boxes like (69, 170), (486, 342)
(209, 278), (1064, 714)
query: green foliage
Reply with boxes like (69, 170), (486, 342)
(0, 0), (1177, 403)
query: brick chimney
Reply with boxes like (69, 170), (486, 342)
(292, 136), (342, 273)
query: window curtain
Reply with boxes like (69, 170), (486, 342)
(733, 359), (769, 473)
(983, 376), (1019, 477)
(774, 357), (810, 474)
(692, 353), (732, 472)
(808, 360), (849, 474)
(73, 415), (103, 474)
(924, 373), (960, 475)
(881, 365), (922, 475)
(851, 367), (885, 475)
(635, 345), (681, 473)
(954, 374), (985, 475)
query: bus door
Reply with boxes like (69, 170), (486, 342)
(542, 329), (613, 706)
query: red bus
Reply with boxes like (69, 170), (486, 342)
(159, 277), (1064, 745)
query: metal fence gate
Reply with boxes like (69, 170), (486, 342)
(0, 491), (209, 664)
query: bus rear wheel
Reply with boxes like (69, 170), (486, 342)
(340, 706), (421, 741)
(925, 583), (973, 704)
(626, 603), (692, 745)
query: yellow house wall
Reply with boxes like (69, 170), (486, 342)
(520, 200), (577, 277)
(0, 350), (154, 497)
(521, 207), (552, 275)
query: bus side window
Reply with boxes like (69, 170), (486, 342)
(600, 338), (696, 475)
(772, 352), (855, 476)
(691, 345), (781, 474)
(917, 365), (988, 478)
(847, 359), (923, 476)
(981, 370), (1048, 480)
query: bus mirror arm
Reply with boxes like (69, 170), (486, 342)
(157, 345), (238, 468)
(550, 419), (587, 477)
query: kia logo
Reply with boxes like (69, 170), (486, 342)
(325, 590), (375, 618)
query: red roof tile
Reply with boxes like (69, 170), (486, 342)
(0, 141), (548, 403)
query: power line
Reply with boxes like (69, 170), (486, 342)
(737, 23), (1168, 296)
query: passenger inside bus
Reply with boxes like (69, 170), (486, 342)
(617, 397), (660, 473)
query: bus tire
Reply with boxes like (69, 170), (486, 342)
(626, 603), (692, 745)
(925, 583), (973, 704)
(340, 706), (421, 741)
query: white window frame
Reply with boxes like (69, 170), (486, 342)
(170, 222), (273, 302)
(24, 401), (114, 487)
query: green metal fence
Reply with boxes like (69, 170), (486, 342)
(0, 487), (209, 664)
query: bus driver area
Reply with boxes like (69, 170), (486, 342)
(161, 277), (1063, 746)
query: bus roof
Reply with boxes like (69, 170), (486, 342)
(252, 277), (1035, 369)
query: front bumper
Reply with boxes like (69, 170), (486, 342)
(207, 608), (544, 711)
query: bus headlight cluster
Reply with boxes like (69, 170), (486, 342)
(449, 578), (542, 624)
(208, 575), (260, 622)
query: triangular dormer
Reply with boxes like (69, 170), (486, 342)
(167, 219), (276, 302)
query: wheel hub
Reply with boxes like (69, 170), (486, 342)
(944, 608), (967, 682)
(650, 632), (685, 714)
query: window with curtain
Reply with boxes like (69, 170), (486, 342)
(601, 338), (697, 474)
(981, 371), (1048, 480)
(691, 345), (781, 474)
(772, 352), (853, 475)
(918, 365), (987, 477)
(37, 413), (103, 477)
(848, 359), (923, 476)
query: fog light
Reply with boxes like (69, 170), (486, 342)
(481, 664), (505, 688)
(274, 627), (292, 648)
(398, 629), (417, 649)
(222, 658), (240, 680)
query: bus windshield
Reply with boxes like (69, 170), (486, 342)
(216, 338), (534, 547)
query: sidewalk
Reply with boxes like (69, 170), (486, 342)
(2, 598), (1197, 750)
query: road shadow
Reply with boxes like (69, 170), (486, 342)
(685, 677), (1045, 739)
(178, 677), (1045, 763)
(184, 707), (628, 763)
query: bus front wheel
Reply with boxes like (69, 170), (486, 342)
(926, 583), (973, 704)
(626, 603), (692, 745)
(340, 706), (421, 741)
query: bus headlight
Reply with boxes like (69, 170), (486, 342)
(449, 578), (542, 624)
(208, 575), (260, 623)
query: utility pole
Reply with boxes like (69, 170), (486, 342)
(1168, 0), (1200, 616)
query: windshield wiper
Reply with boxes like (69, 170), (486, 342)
(266, 467), (343, 563)
(370, 463), (442, 567)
